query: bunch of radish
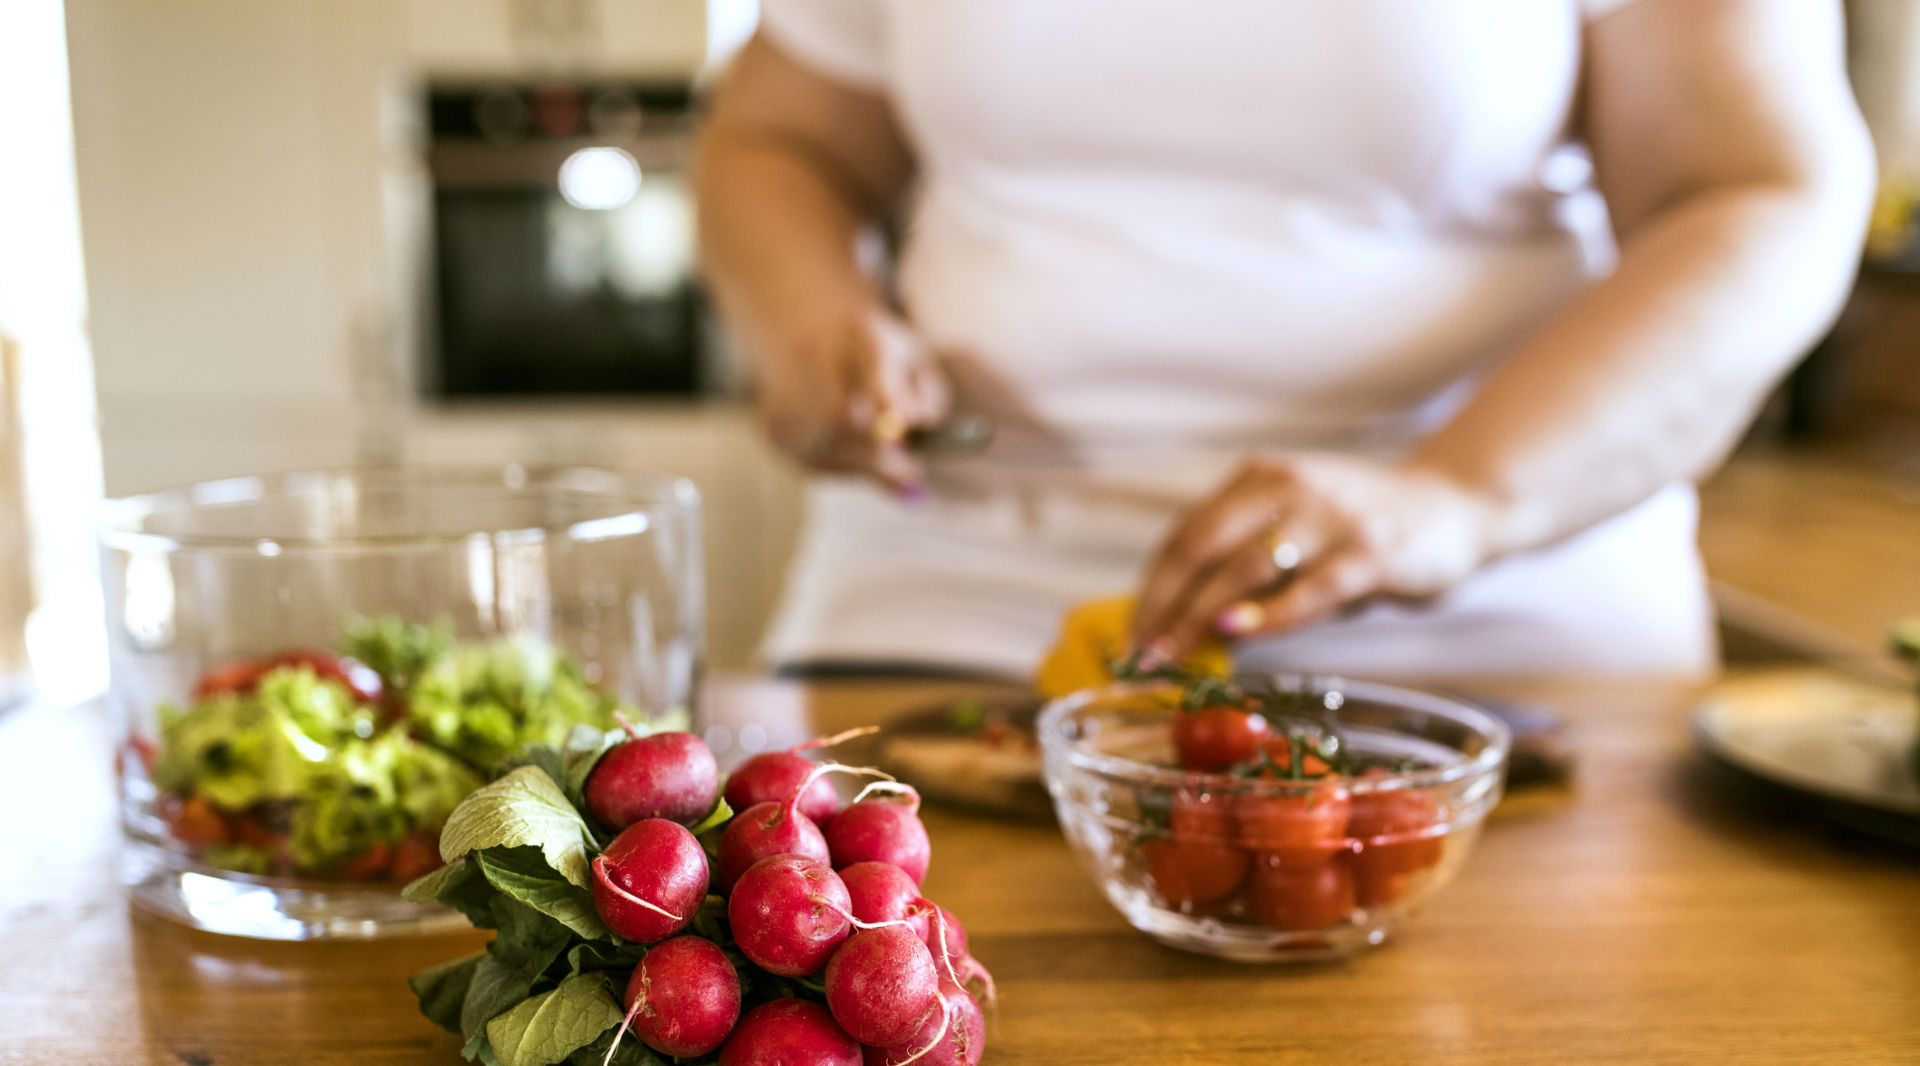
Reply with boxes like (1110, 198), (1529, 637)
(582, 725), (992, 1066)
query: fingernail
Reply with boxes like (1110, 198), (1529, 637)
(1216, 603), (1263, 636)
(1136, 642), (1173, 670)
(897, 482), (928, 504)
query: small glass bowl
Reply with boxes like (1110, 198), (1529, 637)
(1038, 677), (1509, 962)
(100, 466), (703, 939)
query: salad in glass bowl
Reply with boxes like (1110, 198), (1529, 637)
(134, 618), (647, 884)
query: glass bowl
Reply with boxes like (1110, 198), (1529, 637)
(99, 466), (702, 939)
(1038, 676), (1508, 962)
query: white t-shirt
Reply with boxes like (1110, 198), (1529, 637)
(757, 0), (1716, 679)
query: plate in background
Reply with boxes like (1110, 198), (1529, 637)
(1693, 669), (1920, 829)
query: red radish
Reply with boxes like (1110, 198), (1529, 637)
(841, 861), (929, 941)
(718, 763), (890, 892)
(920, 904), (968, 968)
(727, 855), (852, 976)
(823, 924), (940, 1046)
(717, 801), (828, 893)
(590, 819), (708, 943)
(863, 979), (984, 1066)
(824, 783), (931, 885)
(615, 936), (741, 1058)
(723, 726), (877, 823)
(584, 726), (719, 830)
(720, 999), (861, 1066)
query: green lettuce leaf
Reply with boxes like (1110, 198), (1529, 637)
(409, 952), (484, 1034)
(439, 766), (594, 887)
(485, 973), (624, 1066)
(476, 847), (609, 941)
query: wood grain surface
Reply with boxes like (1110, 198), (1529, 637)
(2, 675), (1916, 1065)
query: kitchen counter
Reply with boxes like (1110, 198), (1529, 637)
(3, 674), (1916, 1065)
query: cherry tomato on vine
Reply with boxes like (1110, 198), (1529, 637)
(1167, 788), (1236, 844)
(1233, 783), (1351, 868)
(1141, 838), (1251, 909)
(1348, 780), (1444, 906)
(1247, 854), (1356, 932)
(1172, 705), (1270, 771)
(1257, 734), (1331, 776)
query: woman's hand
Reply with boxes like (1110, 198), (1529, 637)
(1131, 454), (1504, 661)
(757, 304), (951, 495)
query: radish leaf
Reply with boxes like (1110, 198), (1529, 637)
(485, 973), (623, 1066)
(440, 766), (594, 887)
(477, 846), (610, 941)
(408, 951), (483, 1033)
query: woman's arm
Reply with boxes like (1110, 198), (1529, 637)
(1411, 0), (1875, 554)
(1134, 0), (1873, 657)
(696, 36), (944, 491)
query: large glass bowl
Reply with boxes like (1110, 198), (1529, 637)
(100, 466), (702, 939)
(1038, 677), (1508, 962)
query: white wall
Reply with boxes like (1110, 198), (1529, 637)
(65, 0), (803, 669)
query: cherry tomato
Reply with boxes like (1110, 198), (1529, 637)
(1167, 788), (1236, 844)
(1247, 854), (1356, 932)
(271, 650), (384, 704)
(1172, 706), (1270, 771)
(389, 832), (444, 883)
(167, 795), (231, 847)
(191, 659), (270, 700)
(1349, 782), (1444, 906)
(1141, 838), (1251, 908)
(1233, 784), (1351, 867)
(227, 812), (287, 852)
(337, 841), (394, 881)
(1257, 735), (1331, 777)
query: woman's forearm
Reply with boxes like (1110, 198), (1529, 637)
(696, 130), (883, 361)
(694, 38), (915, 366)
(1410, 176), (1871, 557)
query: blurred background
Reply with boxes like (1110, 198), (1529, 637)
(0, 0), (1916, 700)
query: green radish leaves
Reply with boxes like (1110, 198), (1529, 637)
(408, 952), (484, 1033)
(476, 847), (610, 941)
(440, 766), (595, 887)
(484, 973), (625, 1066)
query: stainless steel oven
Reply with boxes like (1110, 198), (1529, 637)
(424, 81), (713, 398)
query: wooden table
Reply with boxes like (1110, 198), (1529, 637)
(3, 676), (1916, 1065)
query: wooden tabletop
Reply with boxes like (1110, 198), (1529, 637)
(3, 675), (1917, 1066)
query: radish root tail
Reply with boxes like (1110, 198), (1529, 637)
(804, 893), (922, 934)
(795, 725), (881, 752)
(591, 856), (685, 922)
(612, 711), (648, 741)
(601, 992), (644, 1066)
(850, 780), (922, 812)
(786, 761), (895, 811)
(893, 985), (954, 1066)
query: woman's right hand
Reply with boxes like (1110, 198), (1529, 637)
(757, 304), (952, 495)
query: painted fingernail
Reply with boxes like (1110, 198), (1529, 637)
(897, 482), (928, 504)
(1216, 603), (1264, 636)
(1135, 643), (1172, 670)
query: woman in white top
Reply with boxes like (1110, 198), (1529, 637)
(697, 0), (1872, 679)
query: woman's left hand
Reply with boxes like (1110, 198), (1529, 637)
(1132, 453), (1505, 661)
